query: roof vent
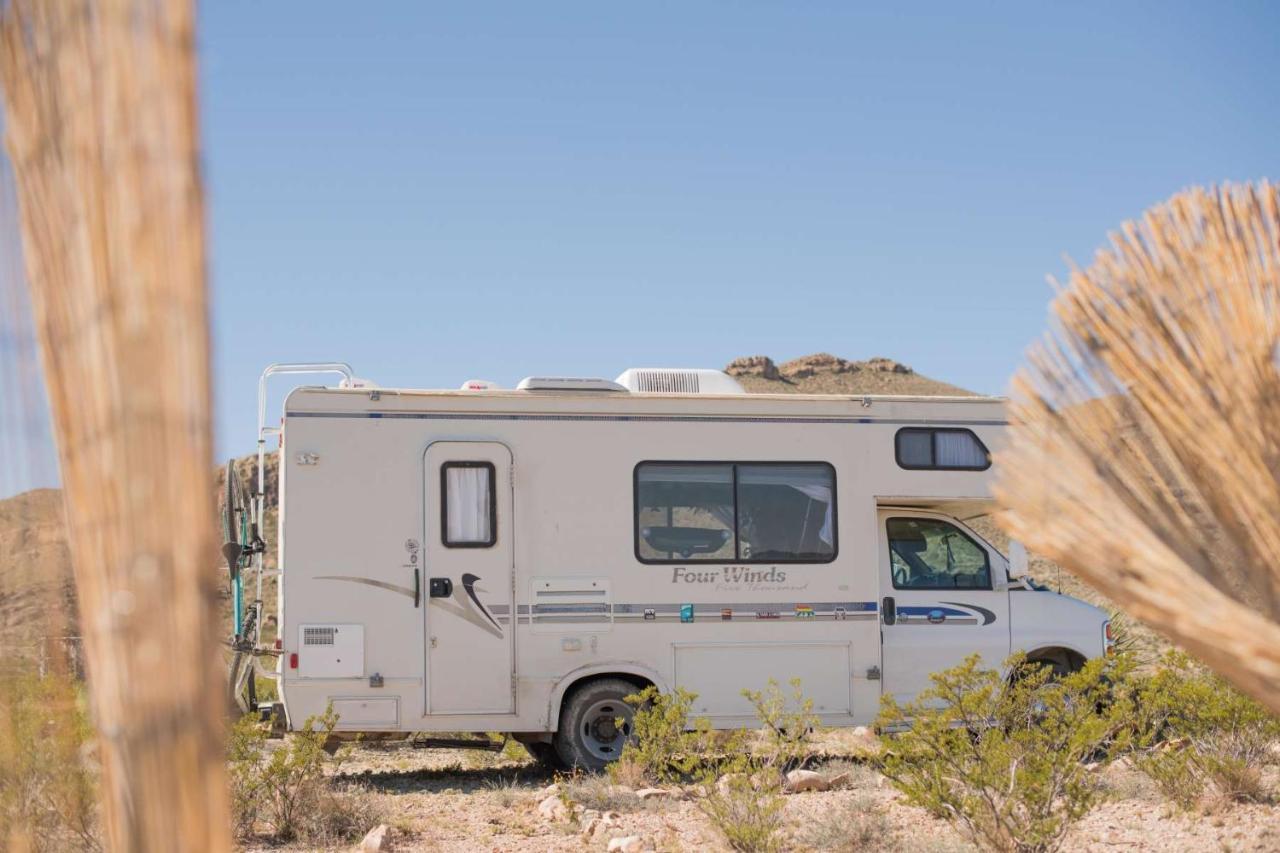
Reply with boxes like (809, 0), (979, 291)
(516, 376), (628, 393)
(615, 368), (746, 395)
(460, 379), (500, 391)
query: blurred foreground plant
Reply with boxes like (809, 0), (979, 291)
(0, 670), (99, 851)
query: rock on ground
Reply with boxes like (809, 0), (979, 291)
(784, 769), (830, 793)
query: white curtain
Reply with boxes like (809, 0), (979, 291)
(446, 466), (492, 543)
(935, 431), (987, 468)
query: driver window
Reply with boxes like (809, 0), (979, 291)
(887, 517), (991, 590)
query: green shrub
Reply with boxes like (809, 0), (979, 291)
(1126, 651), (1279, 808)
(610, 685), (711, 785)
(697, 769), (786, 853)
(612, 678), (822, 852)
(876, 653), (1132, 853)
(227, 704), (380, 843)
(0, 671), (99, 852)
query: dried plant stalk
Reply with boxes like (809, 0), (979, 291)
(996, 182), (1280, 712)
(0, 2), (230, 851)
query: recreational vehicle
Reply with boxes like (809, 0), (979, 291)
(224, 363), (1113, 769)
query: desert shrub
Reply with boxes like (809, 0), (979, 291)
(698, 769), (787, 853)
(876, 653), (1132, 853)
(610, 685), (710, 785)
(228, 704), (379, 843)
(742, 677), (821, 780)
(1126, 651), (1279, 808)
(613, 679), (820, 852)
(796, 794), (892, 852)
(0, 670), (100, 852)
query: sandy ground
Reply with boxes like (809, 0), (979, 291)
(243, 733), (1280, 853)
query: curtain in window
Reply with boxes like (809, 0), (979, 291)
(446, 465), (491, 543)
(935, 431), (987, 468)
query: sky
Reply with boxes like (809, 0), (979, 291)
(3, 2), (1280, 492)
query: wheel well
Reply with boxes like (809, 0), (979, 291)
(555, 672), (655, 725)
(1026, 646), (1086, 673)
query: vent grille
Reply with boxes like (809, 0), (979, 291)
(634, 370), (700, 393)
(303, 626), (337, 646)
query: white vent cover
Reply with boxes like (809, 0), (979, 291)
(460, 379), (500, 391)
(516, 376), (627, 393)
(615, 368), (745, 395)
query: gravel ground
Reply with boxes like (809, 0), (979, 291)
(243, 737), (1280, 852)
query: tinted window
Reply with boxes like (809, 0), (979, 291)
(636, 464), (735, 561)
(635, 462), (836, 563)
(736, 464), (835, 562)
(895, 428), (990, 470)
(887, 517), (990, 589)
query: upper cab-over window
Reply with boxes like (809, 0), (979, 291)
(895, 428), (990, 471)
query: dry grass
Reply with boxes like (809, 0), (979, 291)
(0, 1), (229, 850)
(996, 182), (1280, 713)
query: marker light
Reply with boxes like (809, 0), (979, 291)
(289, 652), (298, 669)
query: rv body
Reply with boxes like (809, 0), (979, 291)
(269, 370), (1110, 763)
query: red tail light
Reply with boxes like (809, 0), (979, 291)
(289, 652), (298, 669)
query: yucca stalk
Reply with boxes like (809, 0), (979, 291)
(0, 2), (230, 850)
(996, 183), (1280, 713)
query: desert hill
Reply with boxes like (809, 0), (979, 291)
(725, 353), (977, 396)
(0, 353), (987, 655)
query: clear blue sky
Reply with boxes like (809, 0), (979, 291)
(14, 2), (1280, 480)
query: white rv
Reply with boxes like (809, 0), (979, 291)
(232, 363), (1113, 769)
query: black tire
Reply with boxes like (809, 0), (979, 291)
(523, 740), (564, 770)
(553, 678), (637, 771)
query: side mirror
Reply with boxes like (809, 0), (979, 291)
(1008, 540), (1029, 578)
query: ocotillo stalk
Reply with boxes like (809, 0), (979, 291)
(996, 183), (1280, 713)
(0, 1), (230, 850)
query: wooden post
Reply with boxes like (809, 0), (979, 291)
(0, 1), (231, 850)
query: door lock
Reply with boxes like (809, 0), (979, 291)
(429, 577), (453, 598)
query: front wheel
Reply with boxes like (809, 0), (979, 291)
(553, 678), (637, 771)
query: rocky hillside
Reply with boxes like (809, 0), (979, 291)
(0, 353), (983, 654)
(725, 353), (977, 396)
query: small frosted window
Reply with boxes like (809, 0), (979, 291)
(895, 429), (990, 471)
(442, 462), (495, 546)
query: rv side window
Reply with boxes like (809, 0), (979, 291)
(887, 517), (991, 590)
(634, 462), (837, 564)
(894, 428), (990, 471)
(441, 462), (496, 547)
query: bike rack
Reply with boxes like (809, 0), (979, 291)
(239, 363), (355, 703)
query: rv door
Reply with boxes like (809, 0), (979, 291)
(423, 442), (515, 715)
(877, 510), (1010, 704)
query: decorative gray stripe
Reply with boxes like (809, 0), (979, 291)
(288, 411), (1005, 427)
(316, 575), (416, 600)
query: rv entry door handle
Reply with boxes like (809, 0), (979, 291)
(882, 596), (896, 626)
(414, 569), (420, 608)
(429, 577), (453, 599)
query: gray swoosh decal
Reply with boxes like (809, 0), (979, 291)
(941, 601), (997, 626)
(317, 575), (415, 600)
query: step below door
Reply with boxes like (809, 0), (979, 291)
(423, 442), (515, 715)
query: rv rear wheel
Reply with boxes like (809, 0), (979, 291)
(554, 678), (637, 771)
